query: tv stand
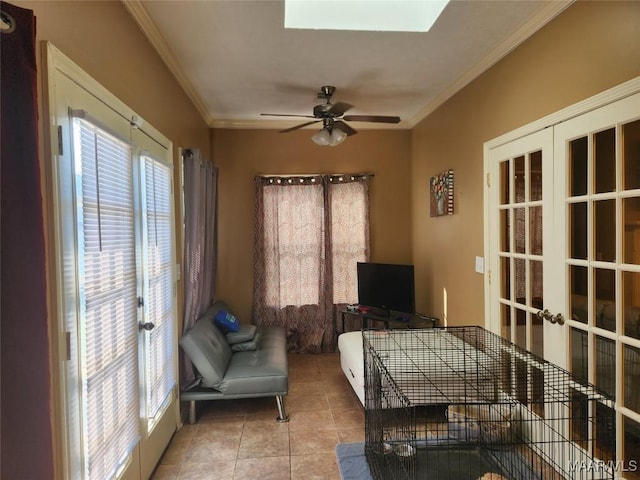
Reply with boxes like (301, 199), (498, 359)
(367, 306), (391, 318)
(337, 308), (437, 339)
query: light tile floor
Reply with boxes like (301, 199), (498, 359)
(151, 353), (364, 480)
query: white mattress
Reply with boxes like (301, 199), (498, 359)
(338, 331), (366, 405)
(338, 330), (497, 407)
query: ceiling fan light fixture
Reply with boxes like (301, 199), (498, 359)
(329, 128), (347, 146)
(311, 127), (347, 146)
(311, 128), (332, 146)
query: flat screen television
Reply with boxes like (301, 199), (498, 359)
(357, 262), (415, 315)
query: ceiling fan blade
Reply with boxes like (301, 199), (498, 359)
(343, 115), (401, 124)
(328, 102), (353, 117)
(333, 120), (358, 136)
(261, 113), (316, 119)
(279, 120), (321, 133)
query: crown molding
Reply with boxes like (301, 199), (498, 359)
(407, 0), (574, 128)
(122, 0), (214, 126)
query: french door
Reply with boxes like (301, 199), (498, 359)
(487, 127), (564, 366)
(554, 94), (640, 479)
(46, 44), (178, 480)
(487, 90), (640, 478)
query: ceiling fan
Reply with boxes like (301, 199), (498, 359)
(260, 86), (401, 145)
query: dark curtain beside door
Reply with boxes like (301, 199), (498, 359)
(0, 2), (54, 478)
(181, 149), (219, 386)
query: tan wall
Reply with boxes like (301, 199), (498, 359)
(412, 0), (640, 325)
(211, 128), (412, 321)
(7, 1), (211, 478)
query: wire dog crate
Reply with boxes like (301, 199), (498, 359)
(363, 327), (616, 480)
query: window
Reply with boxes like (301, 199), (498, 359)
(262, 181), (325, 308)
(329, 179), (369, 304)
(254, 174), (370, 352)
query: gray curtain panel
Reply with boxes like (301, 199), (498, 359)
(181, 149), (218, 385)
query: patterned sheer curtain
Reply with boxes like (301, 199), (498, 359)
(329, 178), (370, 334)
(182, 149), (218, 384)
(253, 174), (370, 352)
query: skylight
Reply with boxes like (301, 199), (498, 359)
(284, 0), (449, 33)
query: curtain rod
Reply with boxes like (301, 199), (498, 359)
(255, 173), (374, 178)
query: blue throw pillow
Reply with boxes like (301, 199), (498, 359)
(214, 309), (239, 332)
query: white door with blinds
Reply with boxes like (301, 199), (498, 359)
(45, 44), (178, 480)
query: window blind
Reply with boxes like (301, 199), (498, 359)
(142, 155), (176, 422)
(73, 118), (140, 479)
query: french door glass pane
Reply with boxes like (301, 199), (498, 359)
(530, 260), (543, 309)
(623, 271), (640, 340)
(514, 258), (525, 304)
(594, 128), (616, 193)
(530, 150), (542, 201)
(595, 199), (615, 262)
(570, 387), (588, 447)
(595, 402), (616, 464)
(570, 327), (588, 384)
(500, 256), (511, 300)
(624, 344), (640, 413)
(515, 156), (525, 202)
(515, 307), (526, 349)
(570, 202), (587, 259)
(594, 268), (616, 332)
(500, 161), (510, 205)
(501, 303), (511, 341)
(570, 136), (588, 196)
(500, 209), (510, 252)
(514, 357), (527, 403)
(531, 311), (543, 357)
(623, 120), (640, 190)
(530, 366), (544, 417)
(529, 206), (543, 255)
(624, 197), (640, 264)
(570, 264), (588, 299)
(515, 207), (525, 254)
(595, 335), (615, 398)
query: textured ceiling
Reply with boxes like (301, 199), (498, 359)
(126, 0), (572, 130)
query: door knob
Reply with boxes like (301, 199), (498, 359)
(536, 309), (553, 321)
(535, 309), (565, 325)
(138, 321), (155, 332)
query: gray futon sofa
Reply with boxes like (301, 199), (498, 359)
(179, 300), (289, 424)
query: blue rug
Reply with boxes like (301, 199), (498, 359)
(335, 442), (373, 480)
